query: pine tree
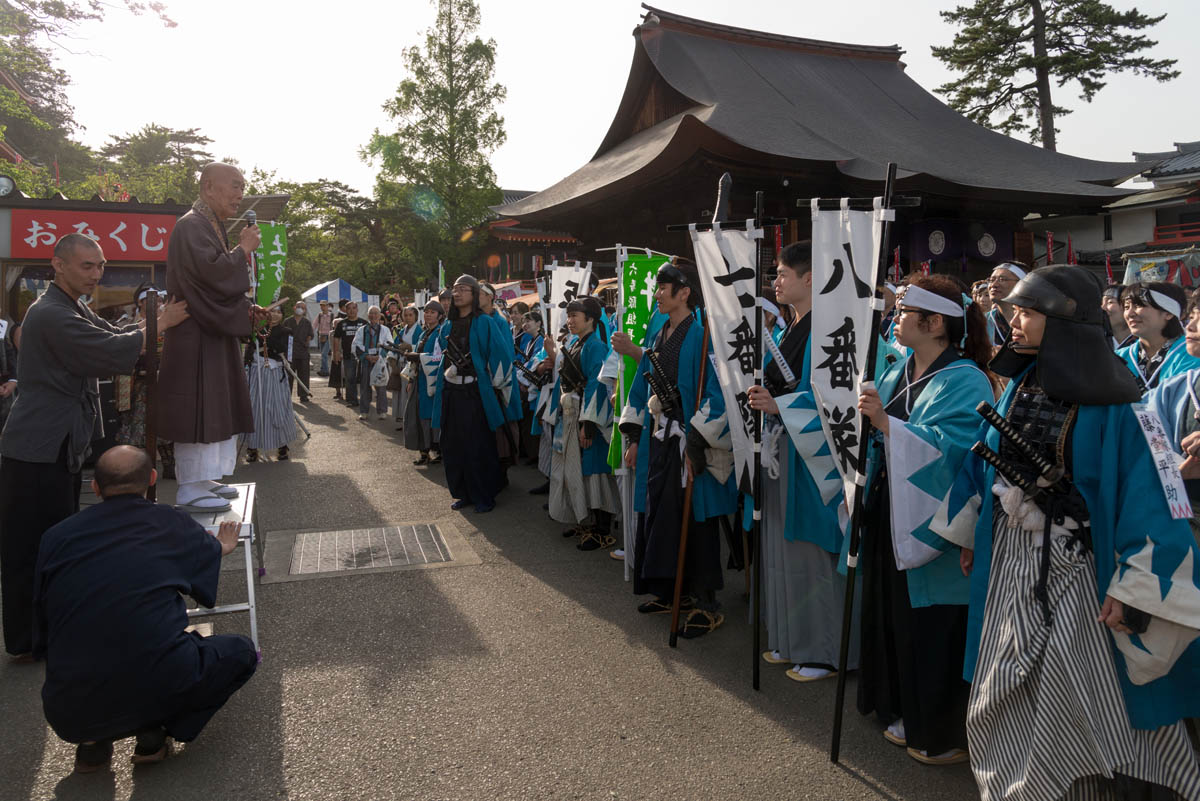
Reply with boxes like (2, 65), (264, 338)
(363, 0), (505, 277)
(931, 0), (1179, 150)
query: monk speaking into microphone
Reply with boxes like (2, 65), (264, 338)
(159, 163), (269, 512)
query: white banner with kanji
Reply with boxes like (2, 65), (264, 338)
(546, 261), (592, 337)
(810, 200), (886, 504)
(691, 221), (762, 494)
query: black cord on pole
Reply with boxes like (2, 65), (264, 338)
(830, 162), (899, 764)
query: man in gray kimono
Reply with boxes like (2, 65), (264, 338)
(0, 233), (188, 660)
(158, 162), (267, 512)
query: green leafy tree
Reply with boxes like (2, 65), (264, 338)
(363, 0), (505, 271)
(931, 0), (1179, 150)
(100, 124), (213, 201)
(0, 0), (174, 190)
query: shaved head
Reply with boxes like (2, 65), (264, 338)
(93, 445), (154, 499)
(199, 162), (246, 220)
(200, 161), (241, 186)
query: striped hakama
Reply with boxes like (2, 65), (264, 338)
(968, 506), (1200, 801)
(762, 429), (859, 668)
(243, 358), (296, 451)
(402, 376), (434, 453)
(548, 395), (617, 526)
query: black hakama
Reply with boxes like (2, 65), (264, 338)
(633, 432), (722, 603)
(440, 382), (502, 507)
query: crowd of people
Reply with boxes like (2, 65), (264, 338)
(2, 161), (1200, 797)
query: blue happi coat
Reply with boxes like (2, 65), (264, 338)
(1148, 368), (1200, 451)
(934, 363), (1200, 730)
(431, 313), (513, 432)
(620, 312), (736, 522)
(414, 324), (444, 421)
(1118, 336), (1200, 392)
(767, 323), (844, 553)
(551, 330), (613, 477)
(845, 353), (995, 608)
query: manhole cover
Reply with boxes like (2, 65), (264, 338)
(288, 525), (452, 576)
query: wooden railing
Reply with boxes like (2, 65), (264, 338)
(1150, 222), (1200, 246)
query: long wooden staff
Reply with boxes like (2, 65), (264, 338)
(668, 309), (711, 648)
(145, 291), (159, 503)
(830, 161), (898, 763)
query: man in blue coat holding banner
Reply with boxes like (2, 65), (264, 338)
(619, 260), (736, 638)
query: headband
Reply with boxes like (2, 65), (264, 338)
(137, 287), (165, 302)
(885, 282), (898, 294)
(898, 285), (965, 318)
(1146, 288), (1183, 320)
(761, 298), (781, 321)
(480, 283), (496, 298)
(998, 263), (1027, 280)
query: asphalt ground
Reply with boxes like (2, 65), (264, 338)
(0, 366), (981, 801)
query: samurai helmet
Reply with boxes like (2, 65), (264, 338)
(990, 265), (1141, 405)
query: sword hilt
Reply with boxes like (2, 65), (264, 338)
(971, 442), (1040, 496)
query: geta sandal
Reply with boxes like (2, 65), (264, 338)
(577, 531), (617, 551)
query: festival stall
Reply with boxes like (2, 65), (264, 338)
(301, 278), (379, 323)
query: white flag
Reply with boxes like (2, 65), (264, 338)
(691, 221), (762, 493)
(810, 199), (888, 505)
(546, 261), (592, 337)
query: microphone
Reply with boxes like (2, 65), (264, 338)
(246, 209), (257, 226)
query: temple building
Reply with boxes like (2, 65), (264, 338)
(495, 5), (1140, 279)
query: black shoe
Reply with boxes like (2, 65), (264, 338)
(132, 728), (171, 764)
(277, 446), (289, 461)
(528, 481), (550, 495)
(413, 453), (430, 466)
(474, 501), (495, 513)
(74, 740), (113, 773)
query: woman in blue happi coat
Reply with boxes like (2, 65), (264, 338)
(746, 243), (861, 682)
(431, 275), (515, 514)
(402, 300), (443, 465)
(1116, 281), (1200, 393)
(1146, 286), (1200, 544)
(618, 260), (736, 638)
(514, 310), (546, 464)
(548, 296), (618, 549)
(854, 274), (996, 767)
(933, 266), (1200, 801)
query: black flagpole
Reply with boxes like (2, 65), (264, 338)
(830, 161), (898, 763)
(145, 290), (159, 503)
(751, 189), (765, 691)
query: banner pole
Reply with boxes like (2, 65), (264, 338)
(144, 290), (159, 503)
(830, 161), (898, 764)
(751, 189), (765, 691)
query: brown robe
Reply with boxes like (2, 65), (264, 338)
(157, 208), (254, 443)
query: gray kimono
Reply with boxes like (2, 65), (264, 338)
(0, 284), (142, 472)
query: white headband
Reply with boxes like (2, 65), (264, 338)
(998, 263), (1027, 280)
(137, 288), (164, 302)
(761, 298), (781, 320)
(899, 285), (965, 318)
(1148, 289), (1183, 320)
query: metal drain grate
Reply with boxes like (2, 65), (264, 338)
(288, 525), (451, 575)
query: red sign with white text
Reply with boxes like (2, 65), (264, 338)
(10, 208), (179, 262)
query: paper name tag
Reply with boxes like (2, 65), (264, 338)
(1133, 402), (1194, 520)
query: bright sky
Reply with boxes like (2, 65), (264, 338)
(56, 0), (1199, 197)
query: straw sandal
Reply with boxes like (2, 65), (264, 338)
(677, 608), (724, 639)
(577, 530), (616, 551)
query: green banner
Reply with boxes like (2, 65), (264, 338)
(254, 222), (288, 306)
(608, 252), (670, 469)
